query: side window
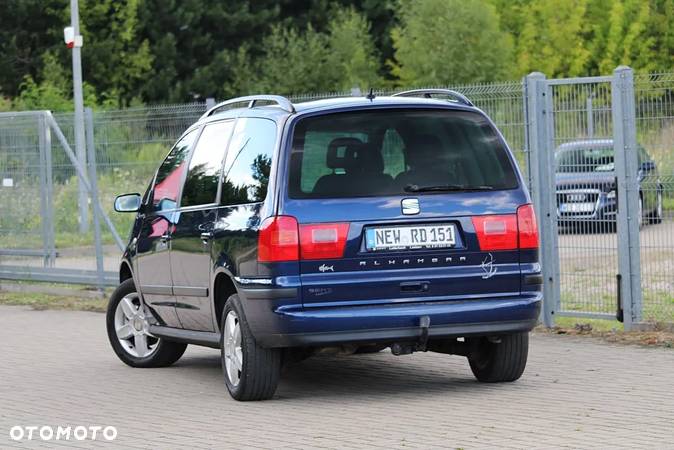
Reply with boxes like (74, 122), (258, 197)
(152, 129), (197, 212)
(221, 118), (276, 205)
(381, 129), (406, 178)
(181, 120), (234, 207)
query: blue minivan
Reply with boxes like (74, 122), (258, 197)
(108, 91), (542, 401)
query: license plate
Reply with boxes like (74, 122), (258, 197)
(365, 224), (456, 251)
(560, 202), (595, 213)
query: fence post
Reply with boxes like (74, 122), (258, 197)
(37, 114), (51, 267)
(611, 66), (642, 329)
(85, 108), (105, 291)
(43, 114), (56, 266)
(525, 72), (560, 328)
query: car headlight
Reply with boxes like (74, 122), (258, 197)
(606, 190), (616, 199)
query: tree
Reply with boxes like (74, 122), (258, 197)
(236, 7), (380, 95)
(390, 0), (514, 86)
(0, 0), (65, 99)
(650, 0), (674, 71)
(326, 7), (382, 90)
(599, 0), (654, 74)
(246, 25), (334, 94)
(11, 52), (104, 111)
(137, 0), (281, 102)
(79, 0), (154, 105)
(516, 0), (590, 77)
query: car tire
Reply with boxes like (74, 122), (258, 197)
(221, 294), (281, 401)
(650, 191), (663, 224)
(106, 278), (187, 368)
(467, 332), (529, 383)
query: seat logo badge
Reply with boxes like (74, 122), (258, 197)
(318, 264), (334, 273)
(481, 253), (497, 279)
(401, 198), (420, 215)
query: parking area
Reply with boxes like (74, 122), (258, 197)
(1, 305), (673, 449)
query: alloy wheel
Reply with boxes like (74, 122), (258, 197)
(114, 293), (158, 358)
(223, 311), (243, 387)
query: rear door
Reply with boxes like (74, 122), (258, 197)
(170, 120), (234, 331)
(283, 108), (530, 307)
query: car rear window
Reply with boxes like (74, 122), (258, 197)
(288, 109), (518, 199)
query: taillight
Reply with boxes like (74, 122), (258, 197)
(257, 217), (349, 262)
(299, 223), (349, 260)
(257, 216), (299, 262)
(517, 204), (539, 249)
(471, 204), (539, 251)
(471, 214), (518, 250)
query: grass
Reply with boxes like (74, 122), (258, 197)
(537, 318), (674, 349)
(553, 316), (623, 332)
(663, 196), (674, 212)
(0, 290), (107, 312)
(559, 288), (674, 324)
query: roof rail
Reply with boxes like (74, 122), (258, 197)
(391, 89), (474, 107)
(200, 95), (295, 119)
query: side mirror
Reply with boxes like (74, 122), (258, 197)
(114, 193), (142, 213)
(640, 160), (656, 172)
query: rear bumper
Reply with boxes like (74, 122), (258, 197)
(259, 318), (538, 347)
(240, 288), (542, 348)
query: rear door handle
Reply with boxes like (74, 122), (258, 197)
(200, 232), (213, 243)
(160, 233), (171, 243)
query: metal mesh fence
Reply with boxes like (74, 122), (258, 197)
(0, 114), (44, 250)
(0, 74), (671, 327)
(546, 79), (621, 317)
(635, 73), (674, 322)
(47, 103), (208, 273)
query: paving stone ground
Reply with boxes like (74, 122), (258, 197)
(1, 305), (673, 449)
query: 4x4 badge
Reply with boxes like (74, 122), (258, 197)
(401, 198), (420, 215)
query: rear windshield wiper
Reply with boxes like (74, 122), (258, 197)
(404, 184), (494, 193)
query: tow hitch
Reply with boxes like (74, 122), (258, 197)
(416, 315), (430, 351)
(390, 315), (431, 356)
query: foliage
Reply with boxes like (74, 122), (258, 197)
(237, 7), (381, 94)
(0, 0), (66, 99)
(78, 0), (154, 105)
(2, 0), (674, 107)
(247, 25), (333, 94)
(391, 0), (513, 85)
(0, 291), (108, 312)
(515, 0), (590, 77)
(326, 7), (382, 90)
